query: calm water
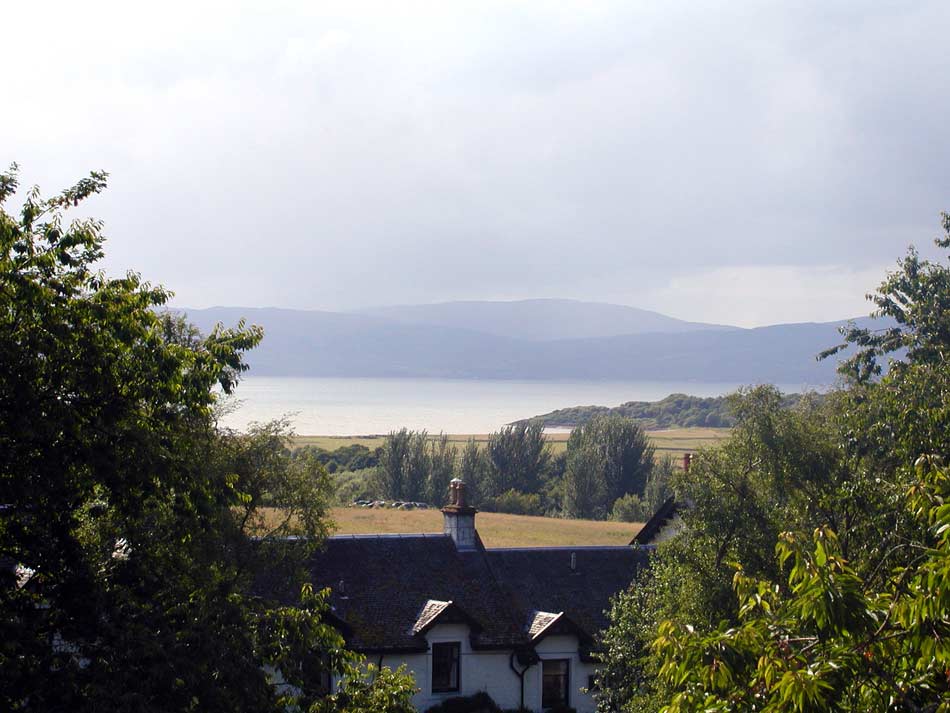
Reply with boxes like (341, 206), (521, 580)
(218, 377), (810, 435)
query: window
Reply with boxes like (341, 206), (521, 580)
(541, 659), (569, 709)
(431, 642), (460, 693)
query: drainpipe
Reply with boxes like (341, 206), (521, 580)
(509, 649), (539, 711)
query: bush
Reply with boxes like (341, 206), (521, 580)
(609, 493), (644, 522)
(423, 691), (502, 713)
(334, 468), (377, 504)
(480, 489), (543, 516)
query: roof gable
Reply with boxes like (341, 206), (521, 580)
(412, 599), (481, 636)
(526, 611), (592, 645)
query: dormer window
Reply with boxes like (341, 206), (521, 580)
(431, 641), (460, 693)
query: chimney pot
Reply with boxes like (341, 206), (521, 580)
(442, 479), (477, 550)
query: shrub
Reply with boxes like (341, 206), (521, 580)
(480, 489), (543, 516)
(423, 691), (502, 713)
(334, 468), (377, 503)
(609, 492), (644, 522)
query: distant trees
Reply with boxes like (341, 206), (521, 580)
(561, 415), (655, 519)
(457, 437), (489, 506)
(374, 424), (556, 512)
(562, 445), (607, 519)
(485, 422), (550, 496)
(293, 443), (379, 473)
(427, 434), (457, 505)
(374, 429), (457, 505)
(568, 414), (654, 504)
(373, 417), (661, 520)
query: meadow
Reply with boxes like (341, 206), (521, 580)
(328, 507), (643, 548)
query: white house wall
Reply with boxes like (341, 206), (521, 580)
(531, 634), (597, 713)
(358, 623), (598, 713)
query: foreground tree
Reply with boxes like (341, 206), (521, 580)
(653, 457), (950, 712)
(0, 166), (415, 712)
(600, 212), (950, 712)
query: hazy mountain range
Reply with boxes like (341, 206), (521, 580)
(176, 299), (875, 384)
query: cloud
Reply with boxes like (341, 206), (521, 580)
(3, 1), (948, 323)
(640, 264), (892, 328)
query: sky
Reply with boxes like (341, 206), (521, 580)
(4, 1), (949, 327)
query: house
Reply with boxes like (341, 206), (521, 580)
(292, 480), (650, 712)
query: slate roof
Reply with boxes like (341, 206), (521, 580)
(289, 534), (647, 654)
(485, 546), (648, 643)
(301, 534), (522, 652)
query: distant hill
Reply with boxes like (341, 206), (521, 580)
(359, 299), (737, 341)
(175, 304), (880, 384)
(517, 392), (823, 429)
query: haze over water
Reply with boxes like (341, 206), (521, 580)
(219, 377), (814, 435)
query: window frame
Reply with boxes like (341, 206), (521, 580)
(541, 657), (570, 709)
(430, 641), (461, 694)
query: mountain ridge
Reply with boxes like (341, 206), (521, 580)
(357, 298), (739, 341)
(173, 302), (874, 384)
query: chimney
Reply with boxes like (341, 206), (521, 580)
(683, 453), (692, 472)
(442, 478), (478, 551)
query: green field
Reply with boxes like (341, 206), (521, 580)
(291, 427), (730, 459)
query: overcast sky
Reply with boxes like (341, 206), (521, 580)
(5, 1), (949, 327)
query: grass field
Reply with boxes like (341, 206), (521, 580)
(326, 507), (643, 548)
(291, 427), (730, 459)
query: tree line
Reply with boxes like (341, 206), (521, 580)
(370, 416), (673, 522)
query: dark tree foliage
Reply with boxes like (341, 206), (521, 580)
(567, 414), (654, 505)
(562, 444), (608, 519)
(484, 422), (550, 498)
(0, 166), (415, 713)
(294, 444), (380, 474)
(374, 429), (457, 503)
(456, 437), (489, 506)
(427, 433), (458, 506)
